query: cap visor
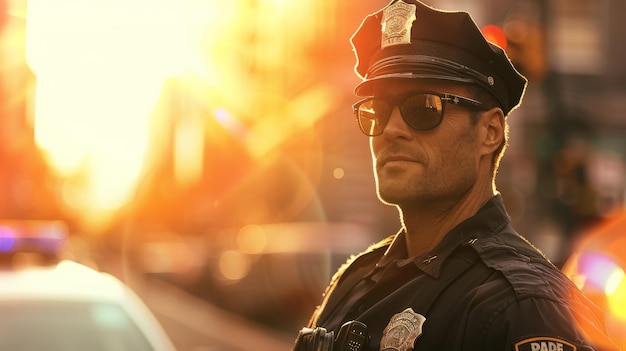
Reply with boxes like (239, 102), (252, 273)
(354, 73), (476, 96)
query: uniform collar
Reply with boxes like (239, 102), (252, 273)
(377, 195), (511, 278)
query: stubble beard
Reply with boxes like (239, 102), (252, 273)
(375, 170), (431, 208)
(375, 164), (477, 211)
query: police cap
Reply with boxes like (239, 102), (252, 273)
(351, 0), (527, 115)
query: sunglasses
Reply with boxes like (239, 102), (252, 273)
(352, 92), (486, 136)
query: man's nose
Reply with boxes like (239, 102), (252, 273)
(382, 106), (413, 138)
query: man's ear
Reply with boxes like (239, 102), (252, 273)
(479, 107), (505, 156)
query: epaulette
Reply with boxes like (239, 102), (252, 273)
(467, 228), (566, 301)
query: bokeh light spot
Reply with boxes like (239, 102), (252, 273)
(218, 250), (251, 281)
(237, 225), (267, 254)
(577, 252), (621, 293)
(333, 167), (345, 180)
(0, 226), (15, 252)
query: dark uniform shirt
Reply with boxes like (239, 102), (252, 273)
(308, 195), (619, 351)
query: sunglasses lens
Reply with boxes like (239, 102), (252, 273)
(401, 94), (444, 131)
(357, 99), (391, 136)
(355, 93), (446, 135)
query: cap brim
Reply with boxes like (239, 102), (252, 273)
(354, 73), (476, 96)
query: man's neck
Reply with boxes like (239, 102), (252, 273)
(399, 190), (495, 258)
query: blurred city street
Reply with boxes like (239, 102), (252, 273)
(96, 241), (298, 351)
(127, 273), (295, 351)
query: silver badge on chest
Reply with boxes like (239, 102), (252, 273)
(380, 308), (426, 351)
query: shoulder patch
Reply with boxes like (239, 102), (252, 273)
(514, 337), (577, 351)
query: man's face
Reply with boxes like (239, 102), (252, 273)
(369, 79), (483, 209)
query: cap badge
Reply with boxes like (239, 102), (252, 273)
(381, 0), (417, 49)
(380, 308), (426, 351)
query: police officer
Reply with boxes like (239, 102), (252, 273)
(294, 1), (620, 350)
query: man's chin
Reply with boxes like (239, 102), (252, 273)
(377, 197), (399, 207)
(376, 190), (406, 207)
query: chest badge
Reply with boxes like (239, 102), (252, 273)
(380, 308), (426, 351)
(381, 0), (417, 49)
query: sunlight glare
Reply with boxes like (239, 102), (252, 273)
(174, 116), (204, 186)
(25, 0), (192, 228)
(607, 268), (626, 320)
(246, 84), (341, 159)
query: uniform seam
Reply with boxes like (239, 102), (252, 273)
(482, 294), (517, 344)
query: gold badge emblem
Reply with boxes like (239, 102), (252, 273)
(380, 308), (426, 351)
(381, 0), (417, 49)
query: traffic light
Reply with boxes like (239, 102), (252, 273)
(481, 24), (508, 51)
(503, 18), (547, 81)
(482, 19), (546, 82)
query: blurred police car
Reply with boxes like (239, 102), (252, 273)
(0, 220), (177, 351)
